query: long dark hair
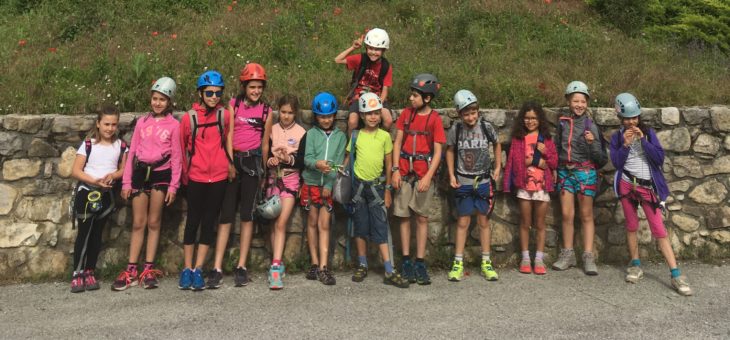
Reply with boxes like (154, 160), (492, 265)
(622, 116), (651, 139)
(276, 94), (301, 124)
(511, 101), (550, 139)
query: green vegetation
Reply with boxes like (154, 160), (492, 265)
(1, 0), (728, 115)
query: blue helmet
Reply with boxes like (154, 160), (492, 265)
(197, 70), (225, 90)
(615, 93), (641, 118)
(312, 92), (338, 115)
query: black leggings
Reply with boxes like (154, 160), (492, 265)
(184, 180), (228, 245)
(73, 189), (113, 271)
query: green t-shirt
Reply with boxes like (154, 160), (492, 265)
(346, 129), (393, 181)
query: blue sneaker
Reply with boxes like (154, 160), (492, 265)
(269, 265), (284, 290)
(402, 259), (416, 283)
(414, 261), (431, 285)
(178, 268), (193, 290)
(192, 268), (206, 291)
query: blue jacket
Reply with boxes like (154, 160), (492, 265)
(609, 127), (669, 201)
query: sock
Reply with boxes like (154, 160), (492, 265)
(144, 262), (154, 270)
(358, 256), (368, 268)
(454, 254), (464, 262)
(564, 248), (574, 253)
(384, 261), (393, 274)
(521, 251), (530, 260)
(415, 258), (425, 263)
(402, 255), (411, 262)
(481, 252), (491, 262)
(272, 259), (282, 267)
(535, 251), (545, 261)
(670, 268), (681, 278)
(630, 259), (641, 267)
(127, 263), (137, 272)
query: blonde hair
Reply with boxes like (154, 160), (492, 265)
(87, 105), (120, 143)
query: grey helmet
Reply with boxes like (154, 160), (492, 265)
(565, 80), (590, 98)
(410, 73), (440, 98)
(358, 92), (382, 113)
(615, 93), (641, 118)
(454, 89), (477, 112)
(151, 76), (177, 99)
(256, 194), (282, 220)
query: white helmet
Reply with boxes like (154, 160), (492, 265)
(454, 89), (478, 112)
(256, 195), (282, 220)
(364, 28), (390, 49)
(358, 92), (382, 113)
(565, 80), (590, 98)
(151, 76), (177, 99)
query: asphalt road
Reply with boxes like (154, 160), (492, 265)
(1, 263), (728, 339)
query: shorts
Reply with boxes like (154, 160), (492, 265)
(300, 183), (333, 211)
(516, 189), (551, 202)
(557, 167), (597, 197)
(266, 171), (301, 199)
(619, 179), (667, 238)
(454, 181), (494, 216)
(130, 168), (171, 197)
(351, 177), (389, 244)
(219, 156), (262, 224)
(393, 176), (434, 218)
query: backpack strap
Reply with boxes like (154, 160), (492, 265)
(377, 57), (389, 88)
(346, 53), (370, 102)
(188, 109), (198, 169)
(454, 121), (462, 171)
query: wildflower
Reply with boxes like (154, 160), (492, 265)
(171, 34), (178, 39)
(227, 5), (233, 12)
(207, 40), (214, 47)
(152, 31), (159, 37)
(18, 39), (27, 47)
(48, 47), (57, 53)
(333, 7), (342, 16)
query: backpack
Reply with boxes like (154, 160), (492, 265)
(558, 116), (608, 169)
(453, 119), (497, 176)
(69, 139), (127, 229)
(346, 53), (390, 102)
(186, 107), (230, 168)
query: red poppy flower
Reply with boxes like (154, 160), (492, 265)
(544, 0), (552, 4)
(333, 7), (342, 16)
(538, 82), (547, 91)
(273, 8), (280, 14)
(171, 34), (177, 39)
(227, 5), (233, 12)
(152, 31), (159, 37)
(18, 39), (27, 47)
(207, 40), (214, 47)
(48, 47), (57, 53)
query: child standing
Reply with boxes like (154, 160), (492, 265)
(553, 81), (607, 275)
(301, 92), (346, 285)
(610, 93), (692, 296)
(178, 71), (232, 291)
(503, 101), (558, 275)
(215, 63), (274, 287)
(335, 28), (394, 134)
(349, 92), (409, 288)
(70, 105), (128, 293)
(392, 73), (445, 285)
(265, 95), (307, 290)
(445, 90), (502, 282)
(113, 77), (182, 290)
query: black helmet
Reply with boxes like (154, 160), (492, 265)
(410, 73), (440, 98)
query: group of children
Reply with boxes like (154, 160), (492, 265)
(69, 28), (691, 296)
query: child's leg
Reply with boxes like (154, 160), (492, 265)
(194, 181), (228, 269)
(84, 215), (108, 271)
(476, 214), (491, 254)
(559, 191), (576, 249)
(454, 215), (471, 257)
(73, 217), (94, 271)
(577, 194), (596, 253)
(306, 208), (319, 266)
(272, 197), (296, 262)
(237, 221), (254, 268)
(144, 189), (166, 263)
(355, 237), (367, 259)
(415, 214), (428, 259)
(518, 198), (533, 252)
(128, 193), (150, 263)
(657, 237), (678, 269)
(184, 182), (206, 269)
(317, 206), (332, 268)
(347, 111), (359, 136)
(213, 223), (231, 270)
(399, 217), (411, 256)
(620, 183), (642, 262)
(534, 201), (549, 253)
(381, 107), (393, 131)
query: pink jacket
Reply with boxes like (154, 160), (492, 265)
(503, 135), (558, 193)
(122, 113), (182, 193)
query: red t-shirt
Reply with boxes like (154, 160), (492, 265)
(345, 54), (393, 100)
(524, 132), (545, 191)
(396, 108), (446, 178)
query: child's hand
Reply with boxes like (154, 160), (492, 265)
(632, 127), (644, 139)
(228, 164), (236, 182)
(94, 177), (112, 189)
(538, 159), (547, 169)
(322, 188), (331, 198)
(492, 170), (501, 182)
(315, 160), (331, 174)
(584, 131), (595, 144)
(392, 172), (401, 190)
(525, 155), (534, 166)
(121, 189), (131, 201)
(352, 35), (364, 49)
(449, 175), (460, 189)
(384, 190), (392, 209)
(623, 129), (635, 146)
(165, 191), (176, 206)
(267, 157), (279, 168)
(416, 176), (431, 193)
(536, 142), (545, 153)
(101, 173), (115, 186)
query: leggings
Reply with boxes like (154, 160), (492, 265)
(184, 180), (228, 245)
(73, 189), (113, 271)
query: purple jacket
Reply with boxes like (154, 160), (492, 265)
(609, 127), (669, 201)
(503, 135), (558, 193)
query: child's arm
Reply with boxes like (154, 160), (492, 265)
(417, 142), (442, 192)
(391, 129), (404, 190)
(179, 114), (191, 184)
(261, 106), (274, 173)
(121, 122), (141, 194)
(226, 107), (235, 181)
(166, 122), (183, 206)
(502, 138), (515, 193)
(609, 131), (630, 170)
(334, 35), (363, 64)
(384, 151), (393, 208)
(291, 133), (306, 170)
(380, 86), (389, 103)
(304, 131), (317, 171)
(543, 139), (558, 171)
(641, 129), (665, 166)
(492, 142), (502, 182)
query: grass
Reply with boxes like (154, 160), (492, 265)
(1, 0), (728, 115)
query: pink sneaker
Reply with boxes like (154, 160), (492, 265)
(533, 260), (547, 275)
(70, 272), (85, 293)
(519, 259), (532, 274)
(84, 269), (100, 290)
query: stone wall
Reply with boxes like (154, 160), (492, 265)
(1, 106), (729, 280)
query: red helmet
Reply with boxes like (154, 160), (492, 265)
(239, 63), (267, 82)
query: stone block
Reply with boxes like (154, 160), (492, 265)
(705, 156), (730, 176)
(493, 196), (519, 224)
(26, 248), (67, 278)
(283, 234), (303, 263)
(670, 156), (703, 178)
(692, 134), (721, 156)
(490, 221), (514, 246)
(656, 128), (691, 152)
(51, 116), (94, 134)
(286, 209), (305, 233)
(671, 213), (700, 233)
(710, 230), (730, 244)
(688, 179), (727, 205)
(661, 107), (680, 125)
(0, 131), (24, 156)
(593, 108), (621, 126)
(682, 107), (710, 125)
(15, 196), (66, 223)
(57, 146), (77, 178)
(2, 115), (44, 133)
(607, 226), (626, 245)
(2, 159), (41, 181)
(482, 109), (507, 127)
(668, 180), (693, 193)
(0, 221), (40, 248)
(20, 177), (72, 196)
(710, 106), (730, 132)
(28, 139), (58, 157)
(704, 206), (730, 229)
(0, 184), (18, 215)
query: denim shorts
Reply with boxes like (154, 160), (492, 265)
(454, 180), (494, 216)
(351, 177), (389, 245)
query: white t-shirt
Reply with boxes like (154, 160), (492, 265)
(76, 139), (126, 180)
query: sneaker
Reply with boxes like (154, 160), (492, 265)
(191, 268), (206, 291)
(383, 270), (410, 288)
(83, 270), (100, 290)
(481, 260), (499, 281)
(671, 275), (693, 296)
(414, 261), (431, 285)
(139, 268), (163, 289)
(233, 267), (249, 287)
(582, 252), (598, 276)
(447, 260), (464, 282)
(318, 266), (336, 285)
(70, 272), (85, 293)
(552, 249), (577, 271)
(519, 258), (532, 274)
(207, 270), (223, 289)
(533, 259), (547, 275)
(111, 269), (138, 291)
(178, 268), (193, 290)
(401, 259), (416, 283)
(625, 266), (643, 284)
(351, 265), (368, 283)
(269, 265), (284, 290)
(305, 264), (319, 280)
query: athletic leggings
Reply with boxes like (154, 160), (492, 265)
(73, 190), (113, 271)
(184, 180), (228, 245)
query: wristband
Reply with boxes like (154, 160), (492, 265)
(391, 166), (400, 172)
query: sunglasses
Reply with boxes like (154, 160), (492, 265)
(204, 90), (223, 98)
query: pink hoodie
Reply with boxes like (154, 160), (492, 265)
(122, 113), (182, 193)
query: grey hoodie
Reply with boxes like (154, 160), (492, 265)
(555, 113), (607, 167)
